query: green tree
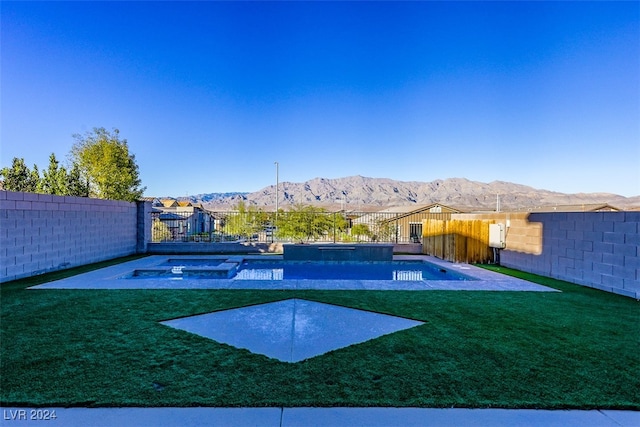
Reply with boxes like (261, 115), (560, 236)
(152, 219), (172, 242)
(330, 212), (349, 242)
(351, 223), (371, 242)
(277, 204), (333, 242)
(70, 127), (145, 201)
(372, 217), (396, 242)
(0, 157), (40, 192)
(225, 201), (269, 239)
(40, 153), (68, 195)
(30, 165), (41, 192)
(66, 163), (90, 197)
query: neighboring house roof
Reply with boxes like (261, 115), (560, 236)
(375, 203), (466, 214)
(153, 198), (206, 214)
(513, 203), (621, 213)
(159, 199), (179, 208)
(158, 212), (188, 221)
(353, 203), (465, 224)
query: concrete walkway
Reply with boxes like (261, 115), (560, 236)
(1, 407), (638, 426)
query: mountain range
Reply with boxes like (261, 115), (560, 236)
(173, 176), (640, 211)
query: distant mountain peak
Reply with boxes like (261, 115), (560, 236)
(176, 176), (638, 211)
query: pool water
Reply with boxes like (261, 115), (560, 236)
(234, 261), (473, 281)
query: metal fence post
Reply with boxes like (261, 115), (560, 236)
(333, 212), (336, 243)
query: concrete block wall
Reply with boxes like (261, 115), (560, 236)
(0, 191), (139, 283)
(500, 212), (640, 299)
(136, 200), (153, 254)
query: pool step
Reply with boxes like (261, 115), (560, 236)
(131, 261), (240, 279)
(181, 264), (237, 278)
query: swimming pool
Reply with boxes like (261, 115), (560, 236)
(127, 258), (473, 281)
(30, 255), (559, 292)
(235, 260), (472, 281)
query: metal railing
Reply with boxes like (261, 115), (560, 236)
(150, 208), (425, 244)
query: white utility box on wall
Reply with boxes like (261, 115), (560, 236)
(489, 223), (506, 249)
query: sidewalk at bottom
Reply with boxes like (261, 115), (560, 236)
(1, 407), (638, 427)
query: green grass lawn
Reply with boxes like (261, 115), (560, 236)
(1, 256), (638, 409)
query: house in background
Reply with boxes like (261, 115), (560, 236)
(152, 199), (215, 241)
(510, 203), (621, 213)
(352, 203), (465, 243)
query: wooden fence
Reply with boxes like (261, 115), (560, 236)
(422, 219), (495, 263)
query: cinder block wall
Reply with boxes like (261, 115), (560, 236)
(500, 212), (640, 299)
(136, 200), (153, 254)
(0, 191), (139, 283)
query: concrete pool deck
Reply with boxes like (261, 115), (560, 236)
(1, 407), (638, 426)
(29, 255), (559, 292)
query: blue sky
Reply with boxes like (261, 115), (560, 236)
(2, 1), (639, 197)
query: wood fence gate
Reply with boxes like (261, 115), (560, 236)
(422, 219), (495, 264)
